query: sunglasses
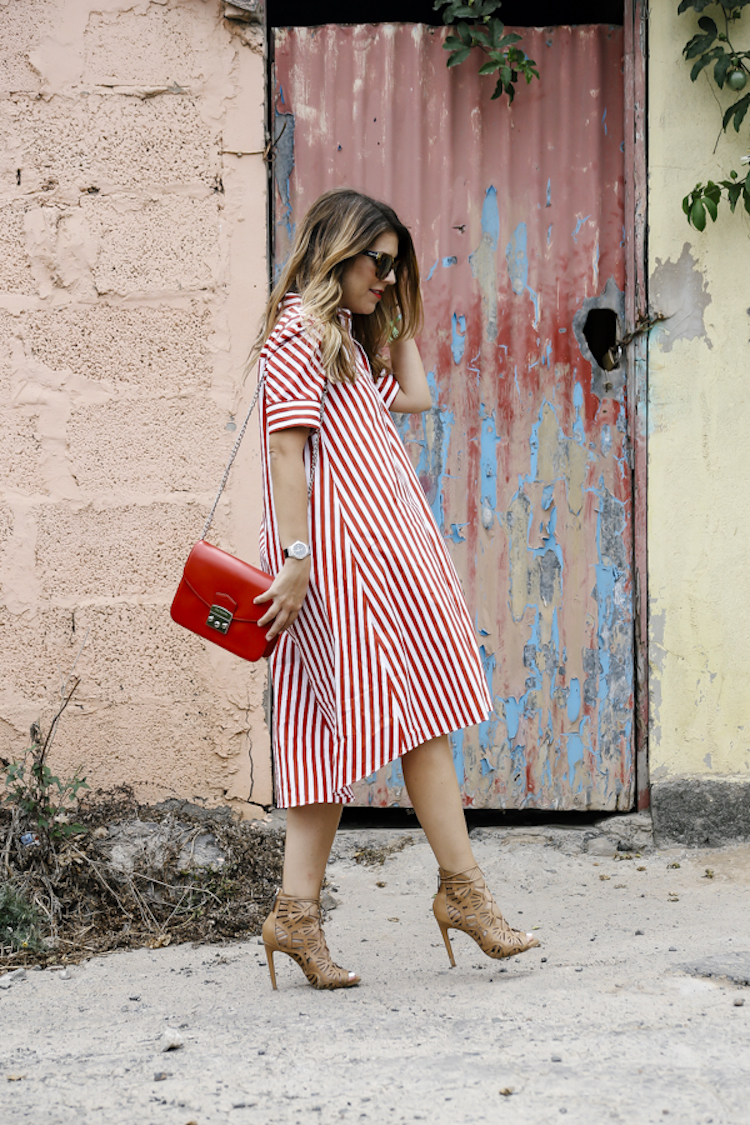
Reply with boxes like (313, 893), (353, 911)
(360, 249), (400, 280)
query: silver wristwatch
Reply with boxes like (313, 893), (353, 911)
(284, 540), (311, 561)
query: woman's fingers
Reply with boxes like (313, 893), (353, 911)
(254, 561), (310, 636)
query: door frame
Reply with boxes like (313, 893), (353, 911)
(623, 0), (649, 810)
(265, 0), (650, 811)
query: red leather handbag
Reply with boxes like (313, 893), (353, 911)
(170, 540), (277, 661)
(170, 358), (325, 663)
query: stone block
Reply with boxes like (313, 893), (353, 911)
(22, 302), (212, 393)
(34, 501), (206, 599)
(1, 92), (220, 194)
(0, 0), (54, 94)
(67, 396), (235, 495)
(0, 410), (47, 495)
(0, 200), (37, 294)
(81, 194), (221, 296)
(0, 307), (20, 400)
(40, 700), (240, 805)
(651, 777), (750, 846)
(0, 503), (12, 556)
(83, 6), (202, 88)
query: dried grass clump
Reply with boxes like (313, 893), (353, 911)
(0, 788), (283, 970)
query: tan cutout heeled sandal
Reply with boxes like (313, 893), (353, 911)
(262, 892), (360, 991)
(433, 865), (540, 967)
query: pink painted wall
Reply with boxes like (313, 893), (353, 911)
(0, 0), (273, 815)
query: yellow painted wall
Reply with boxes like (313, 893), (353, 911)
(0, 1), (273, 815)
(648, 4), (750, 783)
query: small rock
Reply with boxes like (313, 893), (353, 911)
(551, 1055), (562, 1062)
(320, 890), (338, 911)
(541, 957), (548, 963)
(575, 967), (583, 972)
(669, 947), (678, 952)
(129, 995), (141, 1002)
(499, 1087), (515, 1096)
(0, 968), (27, 989)
(733, 998), (744, 1007)
(161, 1028), (184, 1052)
(635, 930), (644, 936)
(153, 1072), (170, 1082)
(584, 837), (617, 857)
(59, 968), (71, 980)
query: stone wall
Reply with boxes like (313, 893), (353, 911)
(0, 0), (273, 815)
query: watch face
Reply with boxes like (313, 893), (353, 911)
(287, 541), (310, 559)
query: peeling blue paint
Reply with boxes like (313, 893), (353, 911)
(506, 223), (529, 295)
(448, 523), (467, 543)
(567, 677), (581, 721)
(546, 178), (552, 207)
(426, 259), (439, 282)
(469, 186), (500, 341)
(477, 645), (499, 762)
(273, 99), (296, 272)
(451, 313), (466, 364)
(572, 214), (592, 243)
(442, 256), (458, 268)
(468, 350), (482, 378)
(450, 729), (465, 785)
(386, 757), (405, 789)
(602, 107), (608, 135)
(399, 369), (455, 533)
(564, 727), (585, 787)
(479, 406), (500, 524)
(506, 222), (540, 326)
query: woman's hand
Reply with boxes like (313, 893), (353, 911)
(255, 557), (311, 641)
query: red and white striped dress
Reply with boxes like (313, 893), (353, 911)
(259, 294), (492, 808)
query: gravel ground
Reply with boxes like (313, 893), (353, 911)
(1, 814), (749, 1125)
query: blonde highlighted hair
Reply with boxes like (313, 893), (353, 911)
(250, 188), (422, 383)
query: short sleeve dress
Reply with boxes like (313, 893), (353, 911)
(259, 293), (492, 807)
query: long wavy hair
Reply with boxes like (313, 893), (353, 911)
(250, 189), (422, 383)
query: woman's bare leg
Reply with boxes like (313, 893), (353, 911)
(282, 802), (343, 898)
(401, 733), (475, 873)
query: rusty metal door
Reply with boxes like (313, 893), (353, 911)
(273, 22), (635, 810)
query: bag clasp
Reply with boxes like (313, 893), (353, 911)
(207, 604), (233, 634)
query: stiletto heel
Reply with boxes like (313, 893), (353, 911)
(261, 891), (360, 991)
(436, 917), (456, 968)
(264, 944), (277, 991)
(433, 865), (539, 965)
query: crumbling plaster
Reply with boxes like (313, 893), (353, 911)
(0, 0), (272, 814)
(648, 5), (750, 784)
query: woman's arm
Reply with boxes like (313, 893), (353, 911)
(254, 425), (312, 641)
(387, 336), (431, 414)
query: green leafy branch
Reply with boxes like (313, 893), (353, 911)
(433, 0), (539, 103)
(679, 0), (750, 228)
(2, 678), (89, 869)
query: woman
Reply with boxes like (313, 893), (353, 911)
(252, 188), (538, 990)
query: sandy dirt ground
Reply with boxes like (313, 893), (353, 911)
(1, 815), (749, 1125)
